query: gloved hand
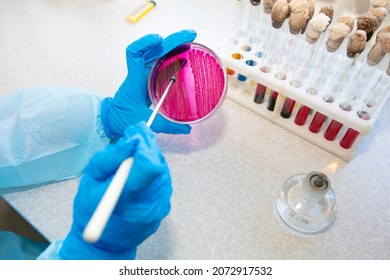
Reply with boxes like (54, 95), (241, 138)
(59, 122), (172, 260)
(101, 30), (197, 139)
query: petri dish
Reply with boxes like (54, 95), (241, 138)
(148, 42), (227, 123)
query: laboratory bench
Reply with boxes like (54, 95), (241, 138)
(1, 0), (389, 259)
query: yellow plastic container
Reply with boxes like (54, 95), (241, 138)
(127, 1), (156, 23)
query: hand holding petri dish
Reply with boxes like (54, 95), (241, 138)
(148, 42), (228, 124)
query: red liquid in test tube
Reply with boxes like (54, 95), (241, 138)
(309, 112), (326, 133)
(340, 128), (360, 149)
(254, 83), (266, 104)
(294, 105), (311, 126)
(267, 91), (279, 111)
(280, 97), (296, 118)
(324, 120), (343, 141)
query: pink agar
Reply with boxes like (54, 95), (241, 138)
(149, 43), (227, 123)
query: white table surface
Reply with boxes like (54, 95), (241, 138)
(1, 0), (389, 259)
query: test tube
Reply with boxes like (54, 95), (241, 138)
(252, 52), (268, 104)
(339, 66), (377, 112)
(274, 30), (305, 82)
(294, 105), (312, 126)
(306, 15), (354, 95)
(248, 1), (268, 101)
(254, 82), (267, 104)
(270, 0), (291, 80)
(237, 47), (254, 82)
(230, 0), (246, 40)
(289, 10), (332, 88)
(289, 41), (317, 88)
(290, 68), (307, 88)
(289, 36), (316, 88)
(322, 79), (343, 103)
(260, 2), (283, 74)
(274, 32), (296, 81)
(357, 75), (389, 120)
(267, 90), (279, 111)
(290, 30), (327, 88)
(306, 50), (335, 96)
(339, 87), (361, 112)
(321, 56), (358, 104)
(342, 70), (369, 110)
(231, 52), (246, 80)
(338, 64), (386, 149)
(280, 97), (296, 118)
(324, 120), (343, 141)
(245, 57), (267, 98)
(309, 112), (327, 133)
(230, 0), (243, 27)
(340, 128), (360, 149)
(232, 1), (248, 79)
(260, 53), (274, 74)
(260, 30), (279, 74)
(227, 0), (245, 76)
(248, 0), (263, 46)
(339, 81), (385, 148)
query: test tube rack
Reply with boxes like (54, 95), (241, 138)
(216, 36), (389, 162)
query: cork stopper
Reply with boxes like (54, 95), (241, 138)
(357, 13), (380, 41)
(286, 0), (293, 17)
(271, 0), (290, 29)
(377, 31), (390, 52)
(288, 0), (309, 34)
(319, 5), (334, 24)
(307, 0), (315, 20)
(300, 0), (316, 34)
(370, 0), (390, 12)
(326, 23), (351, 52)
(347, 30), (367, 58)
(367, 32), (390, 65)
(306, 13), (331, 44)
(369, 6), (388, 24)
(264, 0), (278, 14)
(338, 13), (355, 32)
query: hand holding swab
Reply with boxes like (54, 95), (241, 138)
(83, 58), (187, 243)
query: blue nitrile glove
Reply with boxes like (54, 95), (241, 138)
(59, 122), (172, 260)
(101, 30), (197, 139)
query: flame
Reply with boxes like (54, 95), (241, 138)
(323, 161), (341, 175)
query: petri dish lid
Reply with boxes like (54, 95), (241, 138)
(148, 42), (227, 124)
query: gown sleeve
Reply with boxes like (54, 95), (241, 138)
(0, 87), (109, 190)
(36, 239), (63, 260)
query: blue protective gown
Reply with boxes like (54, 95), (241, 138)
(0, 87), (108, 260)
(0, 87), (109, 190)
